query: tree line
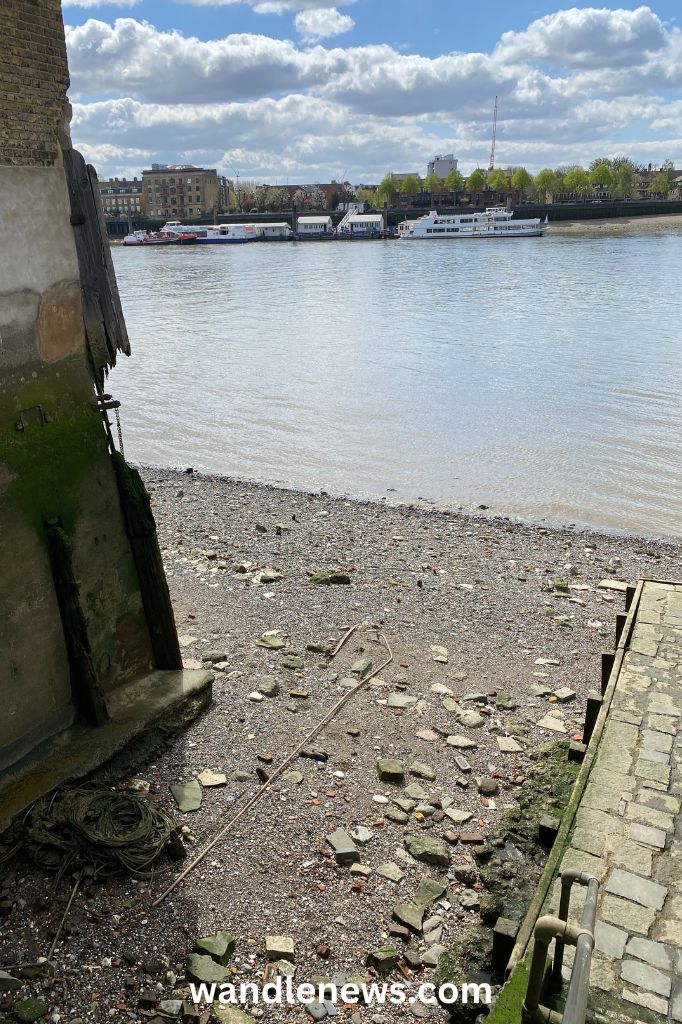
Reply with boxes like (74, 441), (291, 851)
(367, 157), (679, 205)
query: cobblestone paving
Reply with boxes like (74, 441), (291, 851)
(547, 580), (682, 1021)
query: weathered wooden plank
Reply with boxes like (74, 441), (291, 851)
(62, 147), (129, 385)
(45, 521), (110, 727)
(112, 453), (183, 670)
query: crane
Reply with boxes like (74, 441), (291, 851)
(488, 95), (498, 175)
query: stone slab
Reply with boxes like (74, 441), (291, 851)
(601, 894), (656, 934)
(605, 869), (668, 910)
(620, 959), (672, 997)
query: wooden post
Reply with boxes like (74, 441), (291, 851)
(112, 453), (182, 670)
(601, 651), (615, 695)
(45, 521), (109, 726)
(583, 691), (603, 747)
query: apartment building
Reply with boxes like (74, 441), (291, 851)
(98, 176), (145, 216)
(142, 164), (221, 218)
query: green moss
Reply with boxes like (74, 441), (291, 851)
(485, 956), (532, 1024)
(0, 359), (108, 537)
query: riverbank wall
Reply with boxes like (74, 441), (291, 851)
(104, 199), (682, 236)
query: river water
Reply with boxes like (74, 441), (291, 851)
(111, 227), (682, 539)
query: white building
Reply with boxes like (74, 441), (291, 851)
(427, 154), (458, 179)
(297, 215), (333, 237)
(257, 222), (293, 240)
(338, 212), (384, 236)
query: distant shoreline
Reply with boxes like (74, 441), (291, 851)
(549, 211), (682, 233)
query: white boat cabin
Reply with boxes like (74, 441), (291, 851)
(339, 212), (384, 236)
(297, 215), (333, 236)
(257, 222), (293, 240)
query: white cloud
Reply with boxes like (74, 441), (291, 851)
(495, 5), (666, 69)
(296, 8), (354, 43)
(64, 8), (682, 182)
(63, 0), (140, 7)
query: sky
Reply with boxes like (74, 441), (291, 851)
(61, 1), (682, 185)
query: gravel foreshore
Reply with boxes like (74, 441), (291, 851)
(1, 468), (681, 1023)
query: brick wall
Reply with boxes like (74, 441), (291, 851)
(0, 0), (70, 166)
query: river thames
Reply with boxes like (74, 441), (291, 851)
(111, 224), (682, 538)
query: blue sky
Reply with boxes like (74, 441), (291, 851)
(62, 1), (682, 183)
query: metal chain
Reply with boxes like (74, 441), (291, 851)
(114, 404), (125, 458)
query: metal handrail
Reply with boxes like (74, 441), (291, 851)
(523, 870), (600, 1024)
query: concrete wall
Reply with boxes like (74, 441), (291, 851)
(0, 2), (156, 769)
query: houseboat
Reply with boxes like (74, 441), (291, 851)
(398, 207), (547, 239)
(296, 215), (334, 239)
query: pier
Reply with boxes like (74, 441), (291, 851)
(494, 577), (682, 1023)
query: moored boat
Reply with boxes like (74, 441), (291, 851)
(398, 206), (547, 239)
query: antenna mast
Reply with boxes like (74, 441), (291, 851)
(488, 95), (498, 174)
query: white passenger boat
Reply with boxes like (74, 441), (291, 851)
(162, 221), (258, 243)
(398, 206), (547, 239)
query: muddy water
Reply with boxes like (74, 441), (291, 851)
(111, 227), (682, 538)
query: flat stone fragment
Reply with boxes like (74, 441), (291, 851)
(376, 862), (404, 882)
(625, 936), (672, 970)
(404, 834), (450, 867)
(496, 736), (522, 753)
(352, 659), (373, 677)
(257, 677), (280, 697)
(186, 953), (230, 985)
(444, 807), (473, 825)
(404, 782), (429, 800)
(351, 826), (375, 845)
(553, 688), (576, 703)
(605, 868), (667, 910)
(367, 947), (399, 972)
(385, 808), (409, 824)
(601, 894), (657, 934)
(460, 889), (480, 910)
(629, 821), (667, 849)
(530, 682), (552, 697)
(623, 989), (669, 1017)
(213, 1006), (257, 1024)
(409, 761), (436, 781)
(537, 715), (567, 733)
(454, 709), (485, 728)
(447, 735), (478, 750)
(421, 944), (447, 967)
(265, 936), (295, 962)
(13, 1002), (50, 1024)
(304, 1001), (327, 1021)
(387, 693), (418, 709)
(350, 863), (371, 878)
(193, 931), (236, 965)
(393, 902), (425, 933)
(620, 959), (672, 997)
(283, 770), (304, 785)
(170, 780), (203, 813)
(376, 757), (405, 782)
(414, 879), (447, 907)
(431, 645), (449, 663)
(0, 970), (20, 992)
(598, 579), (628, 592)
(326, 829), (360, 864)
(197, 770), (227, 788)
(416, 728), (440, 742)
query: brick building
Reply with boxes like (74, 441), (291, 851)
(98, 176), (145, 217)
(142, 164), (221, 218)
